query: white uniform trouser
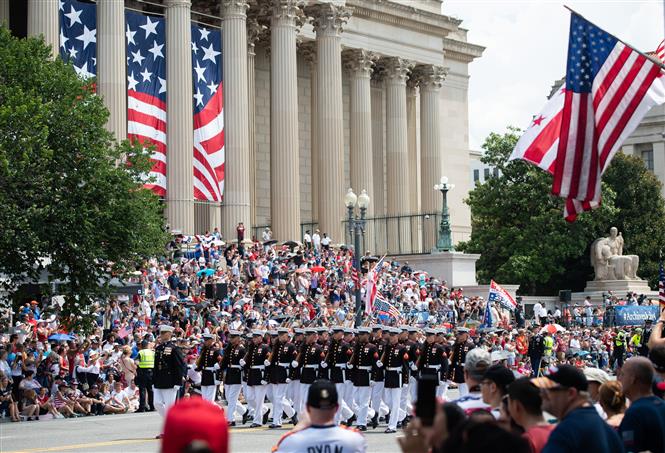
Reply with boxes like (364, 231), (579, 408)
(436, 381), (448, 399)
(458, 383), (469, 397)
(370, 381), (388, 419)
(247, 384), (268, 425)
(334, 382), (354, 423)
(408, 375), (418, 405)
(242, 382), (253, 416)
(385, 387), (403, 430)
(400, 382), (411, 418)
(153, 387), (179, 418)
(224, 384), (245, 422)
(353, 386), (372, 426)
(298, 383), (311, 414)
(201, 384), (218, 403)
(287, 379), (300, 414)
(271, 383), (294, 425)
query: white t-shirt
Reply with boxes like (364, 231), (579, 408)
(321, 236), (331, 246)
(274, 425), (367, 453)
(450, 392), (491, 415)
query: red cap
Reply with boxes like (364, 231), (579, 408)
(161, 398), (229, 453)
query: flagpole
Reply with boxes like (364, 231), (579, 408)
(563, 5), (665, 70)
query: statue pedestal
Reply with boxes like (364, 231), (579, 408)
(392, 251), (480, 287)
(573, 280), (657, 304)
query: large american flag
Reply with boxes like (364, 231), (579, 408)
(191, 24), (225, 202)
(59, 0), (96, 80)
(126, 11), (167, 197)
(511, 12), (665, 221)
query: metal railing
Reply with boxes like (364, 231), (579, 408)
(251, 213), (442, 256)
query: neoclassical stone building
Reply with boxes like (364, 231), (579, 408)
(2, 0), (483, 254)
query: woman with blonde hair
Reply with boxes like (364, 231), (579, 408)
(118, 346), (137, 385)
(598, 381), (626, 428)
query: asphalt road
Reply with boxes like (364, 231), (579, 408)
(0, 412), (404, 453)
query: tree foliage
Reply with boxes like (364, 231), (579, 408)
(0, 28), (168, 332)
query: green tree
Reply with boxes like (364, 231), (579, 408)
(0, 28), (167, 332)
(458, 127), (617, 295)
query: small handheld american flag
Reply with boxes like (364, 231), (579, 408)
(659, 261), (665, 308)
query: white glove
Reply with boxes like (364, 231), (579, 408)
(239, 359), (246, 367)
(410, 363), (418, 371)
(320, 362), (328, 368)
(213, 363), (220, 371)
(291, 360), (299, 368)
(347, 363), (354, 369)
(260, 380), (267, 385)
(264, 359), (271, 367)
(286, 378), (291, 383)
(376, 360), (383, 368)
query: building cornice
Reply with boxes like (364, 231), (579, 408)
(346, 0), (460, 38)
(441, 37), (484, 63)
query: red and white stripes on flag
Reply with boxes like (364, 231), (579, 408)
(510, 12), (665, 222)
(657, 39), (665, 63)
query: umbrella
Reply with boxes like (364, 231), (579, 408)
(197, 268), (215, 277)
(219, 311), (231, 317)
(310, 265), (325, 273)
(264, 239), (278, 246)
(156, 294), (171, 302)
(283, 240), (300, 248)
(361, 256), (379, 263)
(401, 280), (417, 286)
(48, 333), (73, 342)
(295, 268), (311, 274)
(540, 323), (566, 335)
(212, 239), (225, 247)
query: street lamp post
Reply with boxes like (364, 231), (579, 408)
(433, 176), (455, 252)
(345, 188), (370, 327)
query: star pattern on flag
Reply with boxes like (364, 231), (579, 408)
(59, 0), (96, 80)
(567, 16), (616, 92)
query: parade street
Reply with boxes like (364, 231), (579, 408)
(0, 413), (402, 453)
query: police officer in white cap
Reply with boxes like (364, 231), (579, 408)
(153, 324), (186, 436)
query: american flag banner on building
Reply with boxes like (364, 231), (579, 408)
(659, 261), (665, 307)
(126, 11), (167, 197)
(510, 12), (665, 221)
(58, 0), (96, 80)
(191, 25), (225, 202)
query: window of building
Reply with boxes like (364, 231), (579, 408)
(484, 168), (490, 179)
(638, 143), (654, 171)
(473, 169), (480, 182)
(493, 167), (500, 177)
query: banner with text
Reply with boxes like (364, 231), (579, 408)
(614, 305), (659, 326)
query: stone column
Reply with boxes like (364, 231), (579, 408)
(406, 81), (419, 215)
(269, 0), (302, 241)
(301, 42), (318, 226)
(370, 77), (386, 253)
(165, 0), (194, 234)
(97, 0), (127, 143)
(220, 0), (251, 239)
(415, 65), (447, 250)
(0, 1), (10, 28)
(344, 48), (375, 252)
(28, 0), (59, 57)
(383, 57), (413, 254)
(247, 17), (263, 228)
(308, 3), (350, 244)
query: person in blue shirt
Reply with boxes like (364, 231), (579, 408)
(618, 356), (665, 453)
(531, 364), (622, 453)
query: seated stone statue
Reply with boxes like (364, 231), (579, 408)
(590, 227), (640, 281)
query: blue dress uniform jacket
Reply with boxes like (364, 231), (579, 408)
(246, 343), (271, 386)
(153, 341), (187, 389)
(300, 344), (323, 384)
(383, 344), (408, 388)
(371, 339), (386, 382)
(196, 346), (222, 386)
(418, 343), (448, 381)
(220, 344), (245, 385)
(269, 341), (297, 384)
(446, 340), (471, 383)
(328, 340), (352, 384)
(352, 342), (378, 387)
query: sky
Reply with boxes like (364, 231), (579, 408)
(443, 0), (665, 151)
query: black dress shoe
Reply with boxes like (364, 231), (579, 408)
(136, 408), (146, 413)
(242, 412), (251, 425)
(384, 428), (396, 434)
(370, 414), (379, 429)
(385, 411), (390, 424)
(269, 424), (282, 429)
(249, 423), (262, 428)
(262, 410), (270, 425)
(396, 421), (402, 429)
(229, 422), (236, 427)
(357, 425), (367, 431)
(290, 415), (298, 425)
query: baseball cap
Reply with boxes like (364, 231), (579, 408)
(483, 364), (515, 393)
(162, 398), (228, 453)
(307, 379), (338, 410)
(531, 364), (588, 391)
(649, 345), (665, 372)
(583, 367), (610, 385)
(464, 348), (491, 381)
